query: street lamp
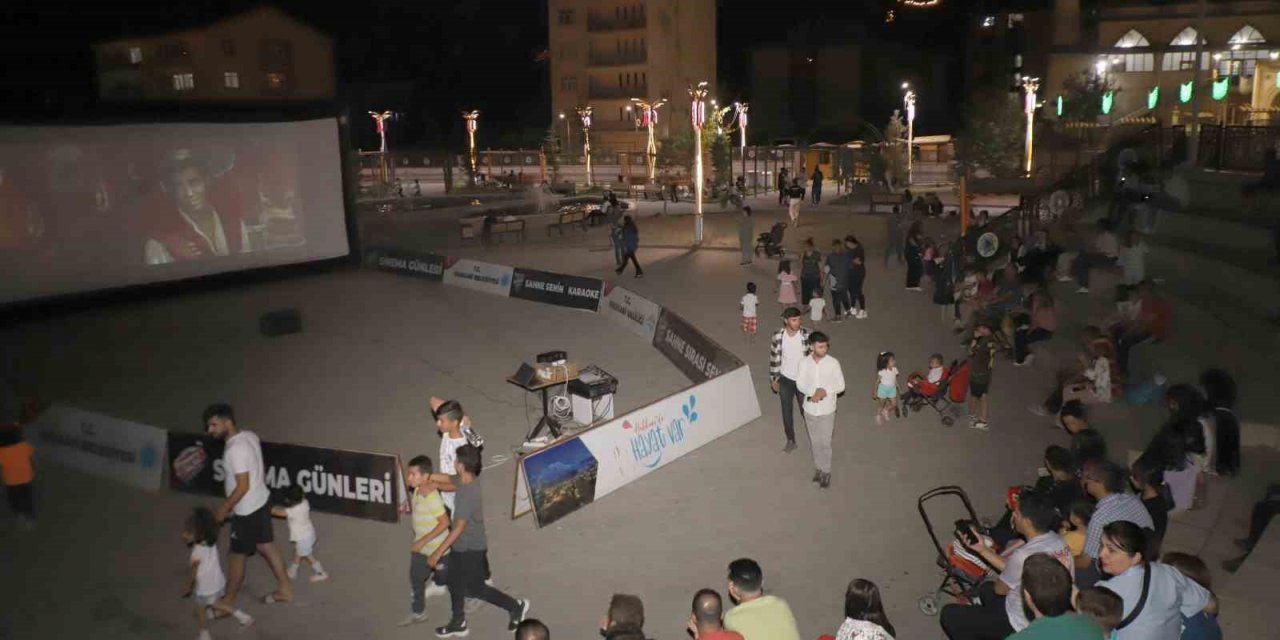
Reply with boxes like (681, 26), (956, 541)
(462, 110), (480, 185)
(735, 102), (749, 186)
(576, 105), (594, 187)
(559, 112), (569, 145)
(369, 110), (393, 153)
(689, 81), (709, 245)
(1022, 77), (1040, 177)
(902, 84), (916, 185)
(631, 97), (667, 182)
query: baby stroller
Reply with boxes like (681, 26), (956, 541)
(902, 358), (971, 426)
(917, 485), (990, 616)
(755, 221), (787, 258)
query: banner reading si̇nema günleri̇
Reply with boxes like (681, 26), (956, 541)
(167, 433), (404, 523)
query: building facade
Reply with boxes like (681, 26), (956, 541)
(1044, 0), (1280, 125)
(93, 6), (335, 103)
(547, 0), (716, 152)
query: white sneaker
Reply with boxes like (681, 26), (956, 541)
(424, 582), (449, 599)
(1075, 286), (1090, 294)
(1056, 275), (1073, 283)
(197, 630), (213, 640)
(858, 310), (867, 319)
(970, 420), (990, 431)
(287, 564), (299, 580)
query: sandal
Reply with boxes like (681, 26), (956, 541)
(262, 593), (293, 605)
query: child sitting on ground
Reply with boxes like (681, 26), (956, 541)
(183, 507), (254, 639)
(271, 485), (329, 582)
(874, 352), (900, 425)
(1076, 586), (1123, 638)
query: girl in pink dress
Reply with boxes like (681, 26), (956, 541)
(778, 260), (799, 305)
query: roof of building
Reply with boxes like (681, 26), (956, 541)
(94, 4), (329, 45)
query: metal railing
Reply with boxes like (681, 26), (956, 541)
(587, 15), (646, 32)
(587, 51), (647, 67)
(588, 82), (647, 100)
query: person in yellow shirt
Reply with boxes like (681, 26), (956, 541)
(724, 558), (801, 640)
(399, 455), (451, 627)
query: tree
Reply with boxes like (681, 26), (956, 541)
(954, 90), (1026, 179)
(1060, 71), (1118, 122)
(657, 127), (694, 172)
(884, 111), (908, 188)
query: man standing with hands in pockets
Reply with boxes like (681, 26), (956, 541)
(795, 332), (845, 489)
(768, 307), (810, 454)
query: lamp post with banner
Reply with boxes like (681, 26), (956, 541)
(735, 102), (749, 187)
(902, 85), (916, 185)
(462, 110), (480, 185)
(631, 97), (667, 182)
(1022, 77), (1040, 177)
(576, 106), (594, 187)
(689, 82), (709, 245)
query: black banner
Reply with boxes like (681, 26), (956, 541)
(651, 309), (744, 383)
(168, 433), (403, 523)
(370, 248), (445, 281)
(509, 267), (604, 312)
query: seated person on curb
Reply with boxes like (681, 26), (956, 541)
(1032, 328), (1112, 416)
(687, 589), (745, 640)
(1077, 460), (1154, 588)
(1112, 280), (1172, 376)
(1161, 552), (1222, 640)
(724, 558), (801, 640)
(599, 593), (647, 640)
(941, 492), (1074, 640)
(1075, 586), (1124, 639)
(1095, 522), (1212, 640)
(1063, 340), (1114, 405)
(1062, 500), (1095, 564)
(1010, 555), (1105, 639)
(990, 446), (1086, 547)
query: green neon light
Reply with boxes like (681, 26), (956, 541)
(1147, 86), (1159, 110)
(1056, 95), (1063, 117)
(1212, 77), (1229, 101)
(1180, 81), (1193, 103)
(1101, 91), (1115, 115)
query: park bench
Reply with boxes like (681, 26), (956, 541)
(547, 208), (589, 236)
(869, 192), (904, 214)
(461, 218), (526, 244)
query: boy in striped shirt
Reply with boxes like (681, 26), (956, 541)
(399, 455), (452, 627)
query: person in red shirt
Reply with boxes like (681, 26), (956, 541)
(0, 424), (35, 527)
(688, 589), (745, 640)
(1115, 279), (1172, 375)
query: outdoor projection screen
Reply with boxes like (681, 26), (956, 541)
(0, 118), (349, 304)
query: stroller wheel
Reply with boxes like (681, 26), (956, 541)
(918, 593), (941, 616)
(942, 415), (955, 427)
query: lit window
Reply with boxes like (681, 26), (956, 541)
(266, 72), (286, 90)
(1162, 28), (1210, 71)
(1008, 13), (1023, 28)
(1229, 25), (1266, 45)
(1014, 54), (1023, 69)
(558, 9), (574, 25)
(1114, 30), (1153, 72)
(172, 73), (195, 91)
(223, 72), (239, 88)
(128, 46), (142, 64)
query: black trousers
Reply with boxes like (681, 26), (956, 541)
(447, 550), (519, 625)
(830, 287), (850, 316)
(940, 581), (1014, 640)
(847, 280), (866, 311)
(616, 251), (643, 275)
(800, 277), (821, 307)
(906, 258), (923, 288)
(777, 375), (804, 444)
(1014, 327), (1053, 364)
(1245, 495), (1280, 550)
(5, 482), (32, 517)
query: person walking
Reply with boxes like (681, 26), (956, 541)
(777, 168), (789, 206)
(203, 403), (293, 608)
(615, 215), (643, 278)
(883, 205), (903, 267)
(905, 223), (924, 291)
(799, 239), (823, 310)
(811, 168), (824, 205)
(826, 240), (851, 321)
(768, 307), (811, 454)
(787, 179), (805, 225)
(845, 236), (868, 319)
(795, 332), (845, 488)
(738, 206), (755, 266)
(429, 445), (531, 637)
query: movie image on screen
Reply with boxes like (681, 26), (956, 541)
(0, 118), (349, 305)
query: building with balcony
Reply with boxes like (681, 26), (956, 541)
(548, 0), (716, 152)
(93, 5), (335, 104)
(1043, 0), (1280, 125)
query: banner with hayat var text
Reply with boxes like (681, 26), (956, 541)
(27, 405), (167, 492)
(167, 432), (405, 523)
(514, 365), (760, 526)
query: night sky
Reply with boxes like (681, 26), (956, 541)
(0, 1), (973, 146)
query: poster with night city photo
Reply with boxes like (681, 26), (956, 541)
(523, 437), (599, 527)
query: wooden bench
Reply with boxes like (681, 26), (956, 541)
(869, 192), (904, 214)
(488, 219), (526, 243)
(547, 209), (588, 236)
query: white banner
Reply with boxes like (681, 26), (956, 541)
(442, 258), (513, 296)
(515, 365), (761, 525)
(28, 405), (167, 492)
(600, 284), (662, 343)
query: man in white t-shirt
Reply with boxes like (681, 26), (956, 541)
(205, 403), (292, 607)
(941, 492), (1073, 638)
(795, 331), (845, 489)
(425, 398), (470, 513)
(767, 307), (811, 454)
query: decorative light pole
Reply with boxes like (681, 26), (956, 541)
(689, 81), (709, 245)
(735, 101), (749, 187)
(369, 111), (393, 153)
(576, 105), (594, 187)
(902, 84), (916, 185)
(1022, 77), (1040, 177)
(631, 97), (667, 182)
(462, 110), (480, 184)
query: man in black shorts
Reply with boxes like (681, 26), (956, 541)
(205, 403), (293, 606)
(967, 323), (996, 431)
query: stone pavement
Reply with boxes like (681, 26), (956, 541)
(1, 194), (1276, 639)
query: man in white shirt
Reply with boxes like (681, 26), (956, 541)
(794, 331), (845, 488)
(768, 307), (810, 454)
(204, 403), (292, 607)
(942, 492), (1074, 638)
